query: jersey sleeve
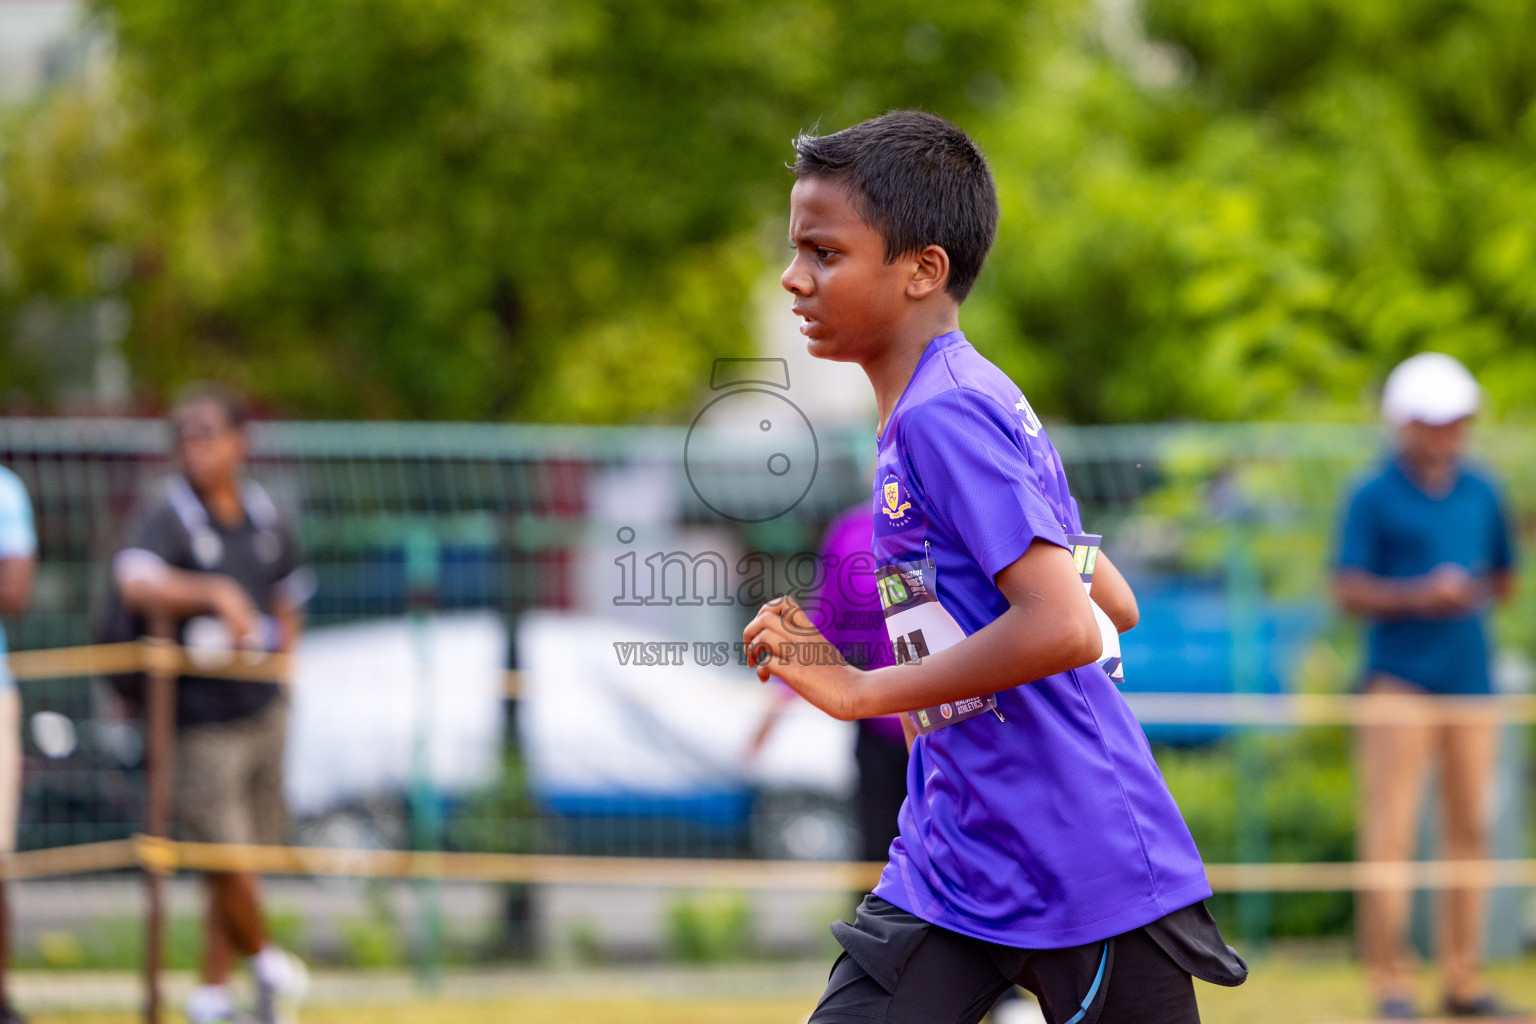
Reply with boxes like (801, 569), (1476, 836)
(113, 503), (191, 588)
(900, 389), (1070, 580)
(0, 470), (36, 560)
(1335, 482), (1380, 573)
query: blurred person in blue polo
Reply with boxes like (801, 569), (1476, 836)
(107, 384), (314, 1024)
(0, 465), (35, 1024)
(1334, 353), (1518, 1021)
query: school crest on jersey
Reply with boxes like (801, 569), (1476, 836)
(880, 474), (913, 527)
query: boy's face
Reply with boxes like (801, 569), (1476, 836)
(173, 399), (247, 493)
(782, 176), (917, 363)
(1398, 416), (1470, 474)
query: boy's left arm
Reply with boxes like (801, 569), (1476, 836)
(1091, 551), (1139, 633)
(744, 537), (1102, 721)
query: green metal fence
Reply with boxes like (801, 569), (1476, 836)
(3, 417), (1532, 951)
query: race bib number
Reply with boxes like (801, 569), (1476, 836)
(1067, 533), (1124, 683)
(877, 559), (999, 735)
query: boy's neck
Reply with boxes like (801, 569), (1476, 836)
(867, 308), (961, 438)
(193, 475), (246, 528)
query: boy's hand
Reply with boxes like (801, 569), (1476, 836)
(211, 575), (262, 646)
(743, 595), (862, 720)
(1417, 563), (1481, 616)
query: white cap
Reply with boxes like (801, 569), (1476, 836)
(1381, 352), (1480, 426)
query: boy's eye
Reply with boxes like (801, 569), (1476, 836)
(815, 247), (834, 261)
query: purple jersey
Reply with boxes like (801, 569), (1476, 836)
(870, 331), (1210, 948)
(814, 505), (905, 745)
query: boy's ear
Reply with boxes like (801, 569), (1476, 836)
(906, 244), (951, 301)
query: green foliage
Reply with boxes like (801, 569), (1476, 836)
(336, 879), (410, 968)
(665, 890), (755, 963)
(1160, 727), (1357, 937)
(445, 750), (543, 855)
(1, 0), (1023, 419)
(20, 908), (304, 971)
(966, 0), (1536, 424)
(4, 0), (1535, 422)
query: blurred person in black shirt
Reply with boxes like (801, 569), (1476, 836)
(110, 385), (313, 1024)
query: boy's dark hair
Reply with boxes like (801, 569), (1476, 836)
(171, 381), (248, 430)
(792, 110), (998, 302)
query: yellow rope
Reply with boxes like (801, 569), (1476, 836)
(10, 837), (1533, 894)
(14, 640), (1536, 722)
(0, 839), (138, 880)
(6, 639), (527, 694)
(5, 641), (1533, 893)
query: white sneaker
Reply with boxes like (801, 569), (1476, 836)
(185, 984), (256, 1024)
(251, 946), (309, 1024)
(990, 993), (1047, 1024)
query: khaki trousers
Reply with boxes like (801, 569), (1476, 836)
(0, 689), (18, 853)
(1356, 677), (1501, 1002)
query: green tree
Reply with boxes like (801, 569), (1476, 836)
(964, 0), (1536, 424)
(6, 0), (1535, 424)
(2, 0), (1023, 419)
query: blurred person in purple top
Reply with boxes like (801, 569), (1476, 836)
(744, 112), (1245, 1024)
(749, 505), (906, 863)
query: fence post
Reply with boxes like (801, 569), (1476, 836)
(141, 623), (177, 1024)
(1226, 529), (1271, 950)
(405, 529), (443, 990)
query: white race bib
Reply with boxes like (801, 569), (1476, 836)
(877, 557), (1000, 735)
(1068, 533), (1124, 683)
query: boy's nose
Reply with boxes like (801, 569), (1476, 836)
(781, 259), (809, 295)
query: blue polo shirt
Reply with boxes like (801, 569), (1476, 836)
(1336, 459), (1515, 695)
(0, 468), (35, 692)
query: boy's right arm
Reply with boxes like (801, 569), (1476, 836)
(116, 561), (261, 641)
(744, 537), (1102, 721)
(115, 508), (260, 641)
(1334, 565), (1483, 619)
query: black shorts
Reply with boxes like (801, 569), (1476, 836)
(810, 896), (1247, 1024)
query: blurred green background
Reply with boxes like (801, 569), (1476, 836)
(3, 0), (1534, 424)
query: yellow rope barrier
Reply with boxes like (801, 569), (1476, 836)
(13, 639), (1536, 723)
(2, 836), (1532, 894)
(1123, 692), (1536, 726)
(5, 639), (527, 693)
(139, 842), (1536, 893)
(8, 643), (148, 681)
(159, 839), (888, 891)
(6, 641), (1534, 895)
(0, 839), (139, 880)
(6, 640), (291, 684)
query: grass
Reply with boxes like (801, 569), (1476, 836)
(29, 1004), (816, 1024)
(23, 952), (1536, 1024)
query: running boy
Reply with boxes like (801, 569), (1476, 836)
(745, 111), (1245, 1024)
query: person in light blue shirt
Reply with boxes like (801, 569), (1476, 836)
(0, 465), (36, 1024)
(1334, 352), (1518, 1020)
